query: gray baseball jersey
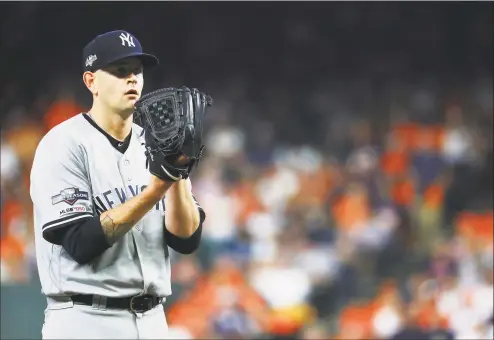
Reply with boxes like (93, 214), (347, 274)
(30, 113), (202, 298)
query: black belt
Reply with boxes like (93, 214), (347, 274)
(71, 294), (163, 313)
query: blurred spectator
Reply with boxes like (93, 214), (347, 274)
(211, 285), (260, 339)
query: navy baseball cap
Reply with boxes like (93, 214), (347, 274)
(82, 30), (159, 72)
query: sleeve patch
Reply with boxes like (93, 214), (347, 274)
(59, 204), (91, 217)
(52, 188), (89, 205)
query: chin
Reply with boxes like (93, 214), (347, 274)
(118, 106), (135, 116)
(124, 100), (137, 109)
(128, 99), (139, 107)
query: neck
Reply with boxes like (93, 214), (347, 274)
(88, 102), (133, 141)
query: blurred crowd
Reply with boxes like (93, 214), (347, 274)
(1, 2), (493, 340)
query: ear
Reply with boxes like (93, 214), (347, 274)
(82, 71), (97, 95)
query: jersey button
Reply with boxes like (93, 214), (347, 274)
(135, 224), (141, 231)
(127, 176), (132, 181)
(124, 160), (130, 166)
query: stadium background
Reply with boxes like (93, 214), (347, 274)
(1, 2), (493, 339)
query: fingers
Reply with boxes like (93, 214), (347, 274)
(190, 88), (201, 113)
(198, 91), (212, 106)
(189, 88), (212, 106)
(205, 94), (213, 106)
(182, 87), (212, 109)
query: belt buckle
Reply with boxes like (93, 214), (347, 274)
(130, 295), (152, 314)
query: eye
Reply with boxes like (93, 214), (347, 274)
(116, 67), (129, 77)
(133, 66), (143, 75)
(106, 63), (142, 78)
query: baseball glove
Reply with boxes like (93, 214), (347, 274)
(134, 86), (213, 182)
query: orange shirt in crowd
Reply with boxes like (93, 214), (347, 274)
(44, 99), (84, 131)
(456, 211), (494, 246)
(391, 178), (415, 207)
(1, 200), (23, 238)
(411, 126), (445, 152)
(291, 165), (334, 207)
(4, 122), (45, 167)
(380, 151), (409, 177)
(338, 303), (376, 339)
(167, 265), (269, 337)
(422, 183), (445, 209)
(232, 181), (264, 225)
(331, 185), (370, 232)
(390, 123), (420, 152)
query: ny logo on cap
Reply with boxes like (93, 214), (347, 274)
(119, 32), (135, 48)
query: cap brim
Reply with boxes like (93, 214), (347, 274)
(134, 53), (160, 68)
(107, 52), (159, 68)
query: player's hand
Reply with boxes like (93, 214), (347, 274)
(171, 153), (191, 167)
(145, 147), (193, 183)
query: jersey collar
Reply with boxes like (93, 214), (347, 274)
(82, 113), (132, 154)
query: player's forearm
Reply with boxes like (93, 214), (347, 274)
(101, 179), (173, 244)
(164, 180), (200, 238)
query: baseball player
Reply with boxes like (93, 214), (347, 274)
(30, 30), (206, 339)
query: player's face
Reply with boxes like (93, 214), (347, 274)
(94, 57), (144, 113)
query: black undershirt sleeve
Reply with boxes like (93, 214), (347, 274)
(52, 206), (206, 263)
(58, 216), (111, 265)
(164, 208), (205, 254)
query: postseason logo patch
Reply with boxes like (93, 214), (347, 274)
(60, 205), (89, 216)
(52, 188), (89, 206)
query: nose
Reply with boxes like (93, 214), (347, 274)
(126, 74), (138, 84)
